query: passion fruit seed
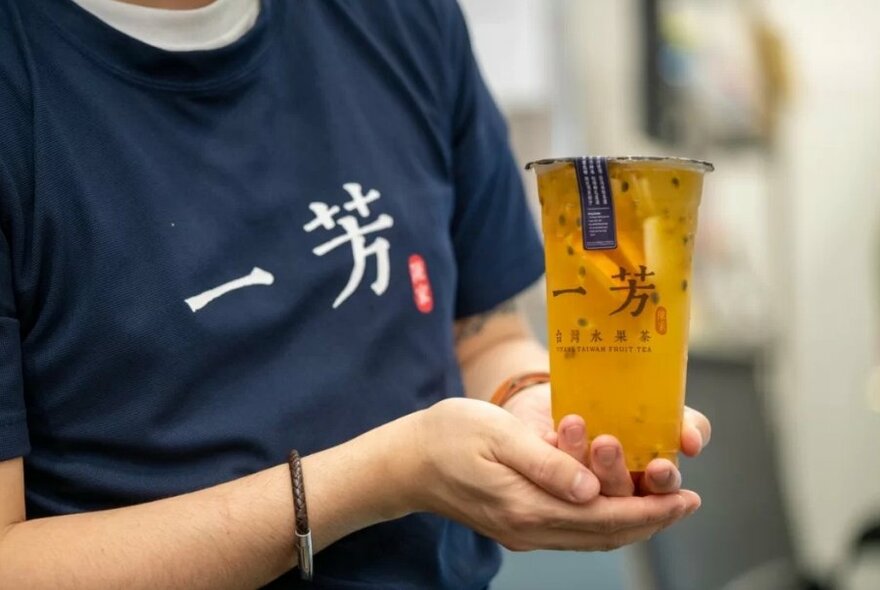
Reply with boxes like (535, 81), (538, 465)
(621, 181), (630, 192)
(559, 214), (566, 226)
(567, 246), (575, 256)
(578, 266), (586, 278)
(682, 279), (688, 292)
(672, 177), (680, 188)
(650, 292), (660, 304)
(577, 318), (587, 327)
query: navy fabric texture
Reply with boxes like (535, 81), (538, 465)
(0, 0), (545, 587)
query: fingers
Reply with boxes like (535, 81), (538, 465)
(589, 435), (634, 497)
(562, 428), (682, 497)
(637, 459), (682, 495)
(556, 415), (587, 464)
(507, 512), (685, 552)
(556, 489), (701, 533)
(493, 426), (600, 504)
(500, 490), (701, 551)
(681, 407), (711, 457)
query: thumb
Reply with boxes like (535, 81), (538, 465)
(492, 425), (599, 503)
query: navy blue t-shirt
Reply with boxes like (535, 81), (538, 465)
(0, 0), (545, 587)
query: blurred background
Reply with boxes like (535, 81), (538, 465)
(456, 1), (880, 589)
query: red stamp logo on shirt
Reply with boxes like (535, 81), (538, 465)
(408, 254), (434, 314)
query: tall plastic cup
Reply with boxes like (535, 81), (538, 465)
(526, 157), (713, 471)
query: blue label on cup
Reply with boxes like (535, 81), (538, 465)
(575, 157), (617, 250)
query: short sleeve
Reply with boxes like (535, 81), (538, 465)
(443, 2), (545, 318)
(0, 232), (27, 461)
(0, 4), (31, 460)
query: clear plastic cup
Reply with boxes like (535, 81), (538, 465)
(527, 156), (713, 471)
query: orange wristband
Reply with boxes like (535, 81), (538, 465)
(490, 372), (551, 407)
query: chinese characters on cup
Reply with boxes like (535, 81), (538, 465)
(553, 264), (657, 334)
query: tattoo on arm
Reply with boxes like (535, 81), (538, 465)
(454, 300), (517, 343)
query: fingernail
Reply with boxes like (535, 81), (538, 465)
(564, 424), (584, 445)
(571, 469), (596, 502)
(595, 445), (617, 468)
(652, 468), (673, 486)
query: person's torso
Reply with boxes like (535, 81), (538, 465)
(1, 0), (498, 587)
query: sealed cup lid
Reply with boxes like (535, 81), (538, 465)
(525, 156), (714, 173)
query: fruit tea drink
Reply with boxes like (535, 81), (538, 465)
(526, 157), (713, 471)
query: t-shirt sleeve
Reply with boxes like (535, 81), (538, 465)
(442, 1), (545, 318)
(0, 12), (31, 460)
(0, 231), (27, 461)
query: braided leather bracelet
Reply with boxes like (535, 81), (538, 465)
(287, 450), (313, 581)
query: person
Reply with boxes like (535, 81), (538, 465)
(0, 0), (711, 588)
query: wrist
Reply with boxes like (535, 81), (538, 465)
(369, 412), (427, 520)
(501, 381), (550, 411)
(319, 412), (428, 524)
(490, 372), (551, 407)
(296, 415), (423, 553)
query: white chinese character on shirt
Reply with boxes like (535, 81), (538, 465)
(303, 183), (394, 309)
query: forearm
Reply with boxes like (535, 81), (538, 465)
(0, 417), (416, 590)
(454, 300), (549, 402)
(460, 334), (548, 402)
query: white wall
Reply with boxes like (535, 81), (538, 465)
(458, 0), (552, 113)
(765, 0), (880, 574)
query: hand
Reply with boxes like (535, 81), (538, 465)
(503, 384), (711, 496)
(406, 398), (700, 552)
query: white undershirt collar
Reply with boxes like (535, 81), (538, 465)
(70, 0), (260, 52)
